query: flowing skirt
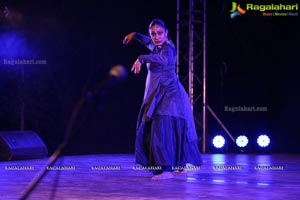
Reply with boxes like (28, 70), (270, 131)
(135, 114), (202, 174)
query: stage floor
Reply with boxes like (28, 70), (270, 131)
(1, 154), (299, 200)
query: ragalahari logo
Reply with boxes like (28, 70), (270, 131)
(230, 2), (246, 19)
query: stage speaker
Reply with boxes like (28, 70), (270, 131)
(0, 130), (48, 161)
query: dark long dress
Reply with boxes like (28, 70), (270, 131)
(133, 33), (202, 173)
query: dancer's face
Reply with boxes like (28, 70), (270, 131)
(149, 24), (168, 46)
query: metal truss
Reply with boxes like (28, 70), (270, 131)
(176, 0), (207, 152)
(177, 0), (236, 153)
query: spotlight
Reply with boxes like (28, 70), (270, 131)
(236, 135), (248, 148)
(213, 135), (225, 148)
(257, 135), (270, 147)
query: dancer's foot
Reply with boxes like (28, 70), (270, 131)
(151, 172), (173, 180)
(173, 169), (187, 175)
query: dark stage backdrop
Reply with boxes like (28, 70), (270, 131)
(0, 0), (299, 154)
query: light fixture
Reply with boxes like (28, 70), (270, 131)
(257, 135), (270, 147)
(236, 135), (248, 148)
(212, 135), (225, 148)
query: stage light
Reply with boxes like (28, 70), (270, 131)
(212, 135), (225, 148)
(257, 135), (270, 147)
(236, 135), (248, 147)
(0, 32), (31, 59)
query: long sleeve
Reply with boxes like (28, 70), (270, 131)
(134, 33), (154, 51)
(138, 44), (176, 66)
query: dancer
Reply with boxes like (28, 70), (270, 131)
(123, 18), (202, 180)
